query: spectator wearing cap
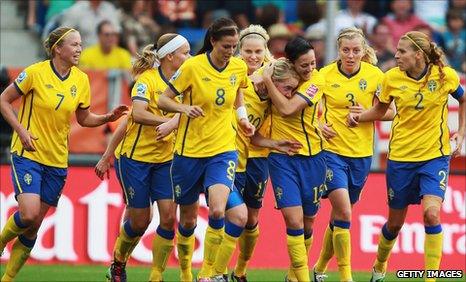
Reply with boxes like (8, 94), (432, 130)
(304, 27), (326, 69)
(79, 20), (132, 70)
(267, 23), (292, 58)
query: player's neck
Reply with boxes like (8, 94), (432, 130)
(51, 58), (71, 77)
(160, 63), (175, 81)
(407, 62), (427, 80)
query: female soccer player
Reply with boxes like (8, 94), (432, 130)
(348, 31), (465, 282)
(313, 27), (394, 282)
(157, 18), (255, 281)
(0, 27), (127, 281)
(95, 34), (190, 282)
(262, 37), (327, 281)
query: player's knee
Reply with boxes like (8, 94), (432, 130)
(209, 208), (225, 220)
(423, 208), (440, 226)
(180, 218), (197, 230)
(131, 219), (150, 234)
(229, 209), (247, 227)
(335, 209), (352, 222)
(20, 212), (40, 227)
(386, 222), (403, 235)
(159, 213), (176, 230)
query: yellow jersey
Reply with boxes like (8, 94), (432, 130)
(320, 62), (383, 157)
(11, 60), (91, 168)
(379, 65), (462, 161)
(168, 53), (248, 157)
(236, 78), (271, 172)
(79, 44), (132, 70)
(271, 69), (325, 156)
(118, 68), (174, 163)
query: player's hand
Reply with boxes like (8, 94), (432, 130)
(184, 105), (204, 118)
(262, 62), (274, 79)
(106, 105), (129, 122)
(451, 131), (465, 158)
(349, 103), (365, 114)
(156, 121), (176, 140)
(19, 128), (38, 152)
(273, 139), (303, 155)
(250, 73), (267, 98)
(95, 155), (111, 180)
(320, 123), (336, 140)
(347, 112), (360, 127)
(239, 118), (255, 137)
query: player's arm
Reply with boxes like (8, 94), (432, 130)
(95, 116), (128, 180)
(0, 84), (37, 151)
(262, 64), (307, 117)
(76, 104), (128, 127)
(158, 86), (204, 118)
(251, 132), (302, 155)
(235, 88), (255, 136)
(156, 113), (180, 140)
(347, 99), (392, 127)
(452, 94), (465, 158)
(132, 100), (170, 126)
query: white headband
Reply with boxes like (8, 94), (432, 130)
(156, 35), (188, 59)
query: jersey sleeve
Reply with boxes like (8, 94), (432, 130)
(296, 72), (325, 106)
(13, 65), (35, 96)
(168, 60), (193, 95)
(378, 72), (392, 104)
(239, 61), (249, 89)
(373, 69), (384, 98)
(78, 75), (91, 109)
(445, 67), (464, 101)
(131, 74), (151, 103)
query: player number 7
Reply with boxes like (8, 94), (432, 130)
(55, 94), (65, 110)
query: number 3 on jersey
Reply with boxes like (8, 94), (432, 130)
(215, 88), (225, 106)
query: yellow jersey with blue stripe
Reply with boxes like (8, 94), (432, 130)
(379, 65), (463, 161)
(271, 69), (325, 156)
(168, 53), (248, 157)
(11, 60), (90, 168)
(320, 62), (383, 157)
(119, 68), (174, 163)
(236, 78), (271, 172)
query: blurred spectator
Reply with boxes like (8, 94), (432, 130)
(413, 0), (448, 31)
(449, 0), (466, 25)
(119, 0), (160, 57)
(60, 0), (120, 48)
(267, 23), (292, 58)
(156, 0), (196, 27)
(304, 27), (326, 69)
(443, 9), (466, 72)
(45, 0), (75, 23)
(382, 0), (428, 49)
(370, 21), (397, 72)
(195, 0), (254, 29)
(335, 0), (378, 35)
(297, 0), (322, 30)
(412, 23), (445, 48)
(79, 20), (132, 70)
(257, 3), (283, 31)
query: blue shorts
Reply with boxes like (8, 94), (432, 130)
(386, 156), (450, 209)
(268, 152), (326, 217)
(323, 151), (372, 204)
(171, 151), (238, 205)
(10, 154), (67, 207)
(118, 156), (172, 208)
(235, 158), (269, 209)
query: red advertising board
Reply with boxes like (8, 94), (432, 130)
(0, 165), (464, 271)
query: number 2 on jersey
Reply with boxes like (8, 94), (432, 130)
(414, 92), (424, 110)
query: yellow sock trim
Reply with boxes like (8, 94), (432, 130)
(149, 235), (174, 281)
(213, 233), (239, 275)
(176, 231), (194, 282)
(2, 239), (32, 281)
(333, 227), (352, 281)
(234, 226), (259, 277)
(198, 226), (224, 278)
(315, 225), (334, 273)
(287, 234), (309, 281)
(425, 232), (443, 282)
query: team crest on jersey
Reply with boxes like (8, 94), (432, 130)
(230, 74), (237, 86)
(275, 187), (283, 200)
(171, 69), (181, 81)
(136, 83), (147, 97)
(306, 84), (318, 98)
(24, 173), (32, 185)
(359, 79), (367, 91)
(427, 80), (437, 92)
(326, 169), (333, 182)
(16, 71), (27, 84)
(174, 185), (181, 198)
(70, 85), (77, 98)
